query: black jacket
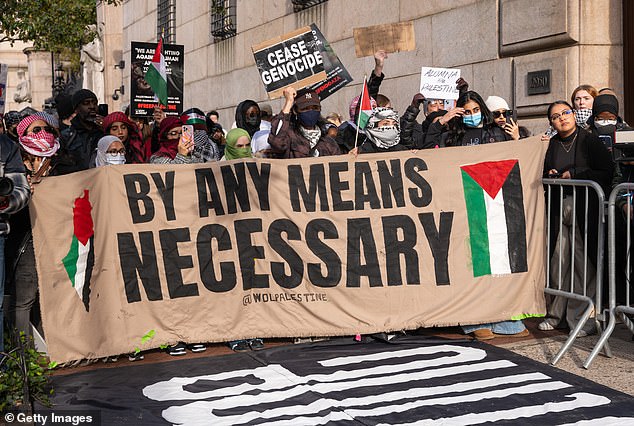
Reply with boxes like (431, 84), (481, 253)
(425, 120), (511, 147)
(543, 128), (615, 268)
(54, 116), (103, 174)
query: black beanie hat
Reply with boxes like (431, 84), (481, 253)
(72, 89), (97, 110)
(592, 94), (619, 118)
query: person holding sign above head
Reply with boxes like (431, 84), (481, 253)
(268, 87), (341, 158)
(425, 90), (512, 148)
(400, 78), (469, 149)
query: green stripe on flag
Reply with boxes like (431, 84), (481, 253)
(462, 170), (491, 277)
(62, 235), (79, 286)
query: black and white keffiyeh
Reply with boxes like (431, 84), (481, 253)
(365, 107), (400, 149)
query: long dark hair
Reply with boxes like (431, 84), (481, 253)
(445, 90), (494, 147)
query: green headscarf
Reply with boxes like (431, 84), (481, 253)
(224, 128), (253, 160)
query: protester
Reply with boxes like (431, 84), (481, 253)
(484, 95), (532, 140)
(400, 80), (469, 149)
(6, 114), (60, 346)
(540, 100), (614, 336)
(221, 128), (252, 161)
(356, 107), (408, 154)
(426, 90), (512, 147)
(326, 112), (343, 128)
(150, 116), (193, 164)
(209, 122), (226, 158)
(93, 135), (127, 167)
(0, 114), (4, 134)
(234, 100), (261, 138)
(102, 111), (149, 164)
(571, 84), (598, 129)
(55, 89), (103, 173)
(4, 111), (24, 144)
(0, 124), (31, 357)
(181, 108), (220, 162)
(269, 87), (341, 158)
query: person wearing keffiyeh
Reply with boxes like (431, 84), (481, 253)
(357, 107), (408, 154)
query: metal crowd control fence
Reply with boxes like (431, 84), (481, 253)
(542, 178), (608, 367)
(585, 183), (634, 368)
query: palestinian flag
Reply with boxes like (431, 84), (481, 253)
(357, 78), (372, 129)
(461, 160), (527, 277)
(145, 36), (168, 106)
(62, 190), (94, 311)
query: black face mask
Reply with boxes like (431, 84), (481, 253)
(245, 116), (260, 127)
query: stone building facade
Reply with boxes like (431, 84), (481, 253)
(100, 0), (626, 135)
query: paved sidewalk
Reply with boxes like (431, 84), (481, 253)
(498, 322), (634, 396)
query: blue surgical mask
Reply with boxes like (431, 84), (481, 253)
(463, 112), (482, 128)
(298, 110), (321, 127)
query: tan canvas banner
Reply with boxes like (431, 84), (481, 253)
(31, 139), (547, 362)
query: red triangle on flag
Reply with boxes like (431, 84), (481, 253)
(73, 189), (94, 245)
(460, 160), (518, 199)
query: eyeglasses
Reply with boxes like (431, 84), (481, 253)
(492, 110), (510, 119)
(550, 109), (574, 121)
(167, 130), (182, 137)
(24, 125), (56, 136)
(106, 149), (126, 154)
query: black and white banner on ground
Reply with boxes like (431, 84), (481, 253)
(43, 338), (634, 425)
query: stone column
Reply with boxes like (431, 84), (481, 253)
(23, 47), (53, 110)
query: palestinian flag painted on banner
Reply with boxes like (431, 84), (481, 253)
(62, 190), (94, 311)
(461, 160), (528, 277)
(357, 78), (372, 129)
(145, 36), (168, 106)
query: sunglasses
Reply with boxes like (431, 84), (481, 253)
(492, 110), (512, 119)
(24, 125), (56, 136)
(167, 130), (182, 137)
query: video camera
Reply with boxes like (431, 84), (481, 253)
(614, 130), (634, 162)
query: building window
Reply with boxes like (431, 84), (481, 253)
(157, 0), (176, 43)
(211, 0), (237, 41)
(291, 0), (327, 12)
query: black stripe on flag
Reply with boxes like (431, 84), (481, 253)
(82, 235), (95, 312)
(502, 162), (528, 273)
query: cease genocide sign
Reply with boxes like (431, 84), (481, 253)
(252, 26), (327, 99)
(31, 139), (547, 362)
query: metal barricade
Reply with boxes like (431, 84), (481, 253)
(542, 178), (608, 366)
(585, 183), (634, 368)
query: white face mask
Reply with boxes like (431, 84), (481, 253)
(105, 153), (126, 165)
(594, 119), (617, 127)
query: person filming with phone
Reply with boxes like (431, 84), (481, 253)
(485, 96), (531, 140)
(149, 117), (198, 164)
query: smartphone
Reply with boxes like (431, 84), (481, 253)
(97, 103), (109, 117)
(181, 124), (194, 147)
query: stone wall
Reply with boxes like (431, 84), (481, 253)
(107, 0), (623, 135)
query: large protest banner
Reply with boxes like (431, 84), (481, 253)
(31, 139), (548, 362)
(252, 27), (327, 99)
(130, 41), (184, 118)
